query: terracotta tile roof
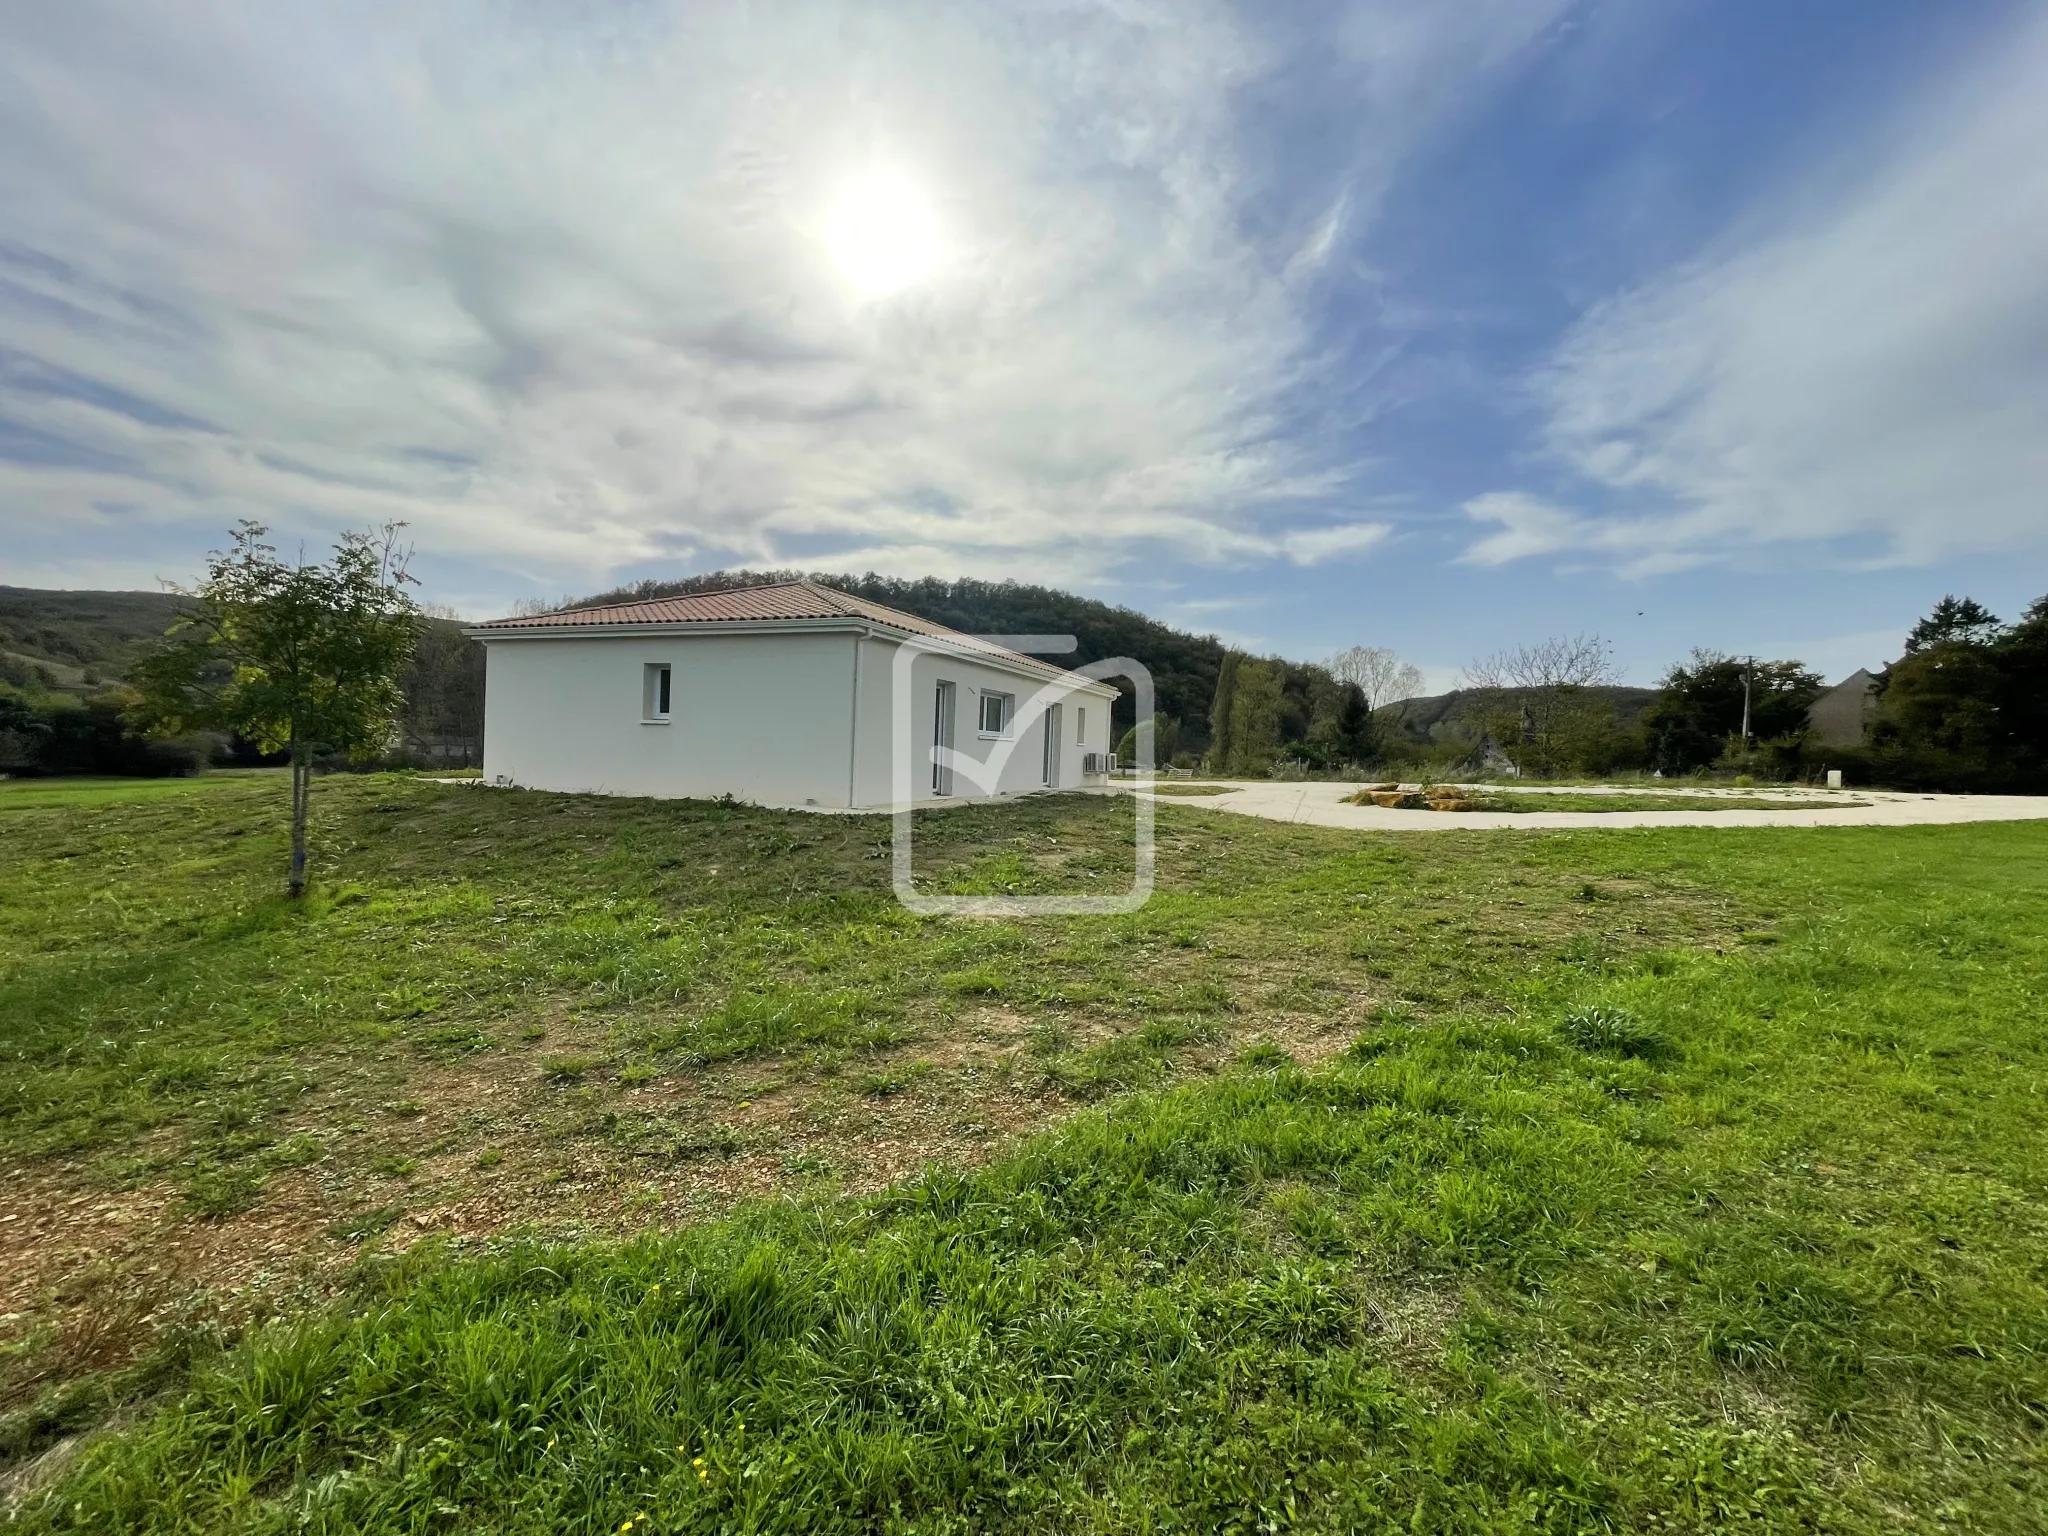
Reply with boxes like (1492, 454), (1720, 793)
(472, 580), (1081, 681)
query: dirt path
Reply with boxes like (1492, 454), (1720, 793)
(1139, 781), (2048, 831)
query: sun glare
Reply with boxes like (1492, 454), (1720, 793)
(825, 170), (942, 298)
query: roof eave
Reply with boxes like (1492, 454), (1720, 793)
(463, 615), (1120, 696)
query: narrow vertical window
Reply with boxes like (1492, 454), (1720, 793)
(643, 663), (672, 722)
(932, 680), (956, 794)
(1076, 706), (1086, 745)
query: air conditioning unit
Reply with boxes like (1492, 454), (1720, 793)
(1081, 752), (1115, 776)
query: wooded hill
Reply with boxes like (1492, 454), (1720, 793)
(0, 586), (191, 691)
(0, 586), (482, 771)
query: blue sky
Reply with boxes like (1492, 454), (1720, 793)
(3, 1), (2044, 691)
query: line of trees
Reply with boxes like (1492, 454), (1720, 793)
(1861, 595), (2047, 791)
(1363, 591), (2046, 790)
(1202, 654), (1374, 774)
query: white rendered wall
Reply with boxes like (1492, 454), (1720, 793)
(481, 631), (861, 806)
(482, 628), (1119, 809)
(849, 638), (1117, 807)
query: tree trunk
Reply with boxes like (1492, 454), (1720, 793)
(288, 742), (310, 899)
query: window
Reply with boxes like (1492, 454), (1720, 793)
(642, 663), (672, 722)
(932, 680), (956, 794)
(977, 690), (1012, 737)
(1076, 706), (1086, 745)
(1042, 702), (1062, 785)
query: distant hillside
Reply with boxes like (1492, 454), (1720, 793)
(0, 586), (190, 691)
(1379, 684), (1660, 744)
(4, 571), (1337, 764)
(570, 570), (1243, 750)
(0, 586), (483, 767)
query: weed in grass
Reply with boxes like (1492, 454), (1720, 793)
(410, 1022), (493, 1059)
(1236, 1038), (1294, 1071)
(1559, 1004), (1671, 1058)
(939, 967), (1005, 996)
(858, 1062), (934, 1098)
(540, 1054), (603, 1084)
(474, 1149), (504, 1169)
(1026, 1019), (1077, 1057)
(175, 1162), (264, 1217)
(264, 1133), (325, 1168)
(327, 1207), (403, 1243)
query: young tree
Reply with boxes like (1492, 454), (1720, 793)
(1463, 634), (1622, 777)
(1327, 645), (1425, 711)
(1207, 651), (1242, 772)
(1225, 660), (1285, 774)
(1320, 681), (1375, 765)
(132, 522), (421, 897)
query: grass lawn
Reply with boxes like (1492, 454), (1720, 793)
(2, 775), (2044, 1530)
(1461, 791), (1865, 814)
(0, 774), (261, 811)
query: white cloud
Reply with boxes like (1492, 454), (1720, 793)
(1278, 520), (1392, 564)
(1458, 491), (1709, 577)
(1473, 3), (2048, 569)
(1458, 492), (1585, 566)
(0, 0), (1564, 593)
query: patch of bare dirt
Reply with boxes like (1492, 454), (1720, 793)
(4, 989), (1372, 1434)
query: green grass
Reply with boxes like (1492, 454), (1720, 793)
(3, 776), (2046, 1530)
(1462, 791), (1864, 814)
(0, 773), (257, 810)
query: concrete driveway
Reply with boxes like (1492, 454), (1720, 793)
(1134, 781), (2048, 831)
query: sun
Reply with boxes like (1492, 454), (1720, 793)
(824, 170), (942, 298)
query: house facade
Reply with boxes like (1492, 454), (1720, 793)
(464, 582), (1120, 809)
(1807, 668), (1879, 749)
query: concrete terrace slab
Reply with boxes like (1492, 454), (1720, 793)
(1133, 781), (2048, 832)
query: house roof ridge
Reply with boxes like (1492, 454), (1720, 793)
(467, 580), (1099, 687)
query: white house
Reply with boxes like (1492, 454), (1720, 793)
(465, 581), (1121, 809)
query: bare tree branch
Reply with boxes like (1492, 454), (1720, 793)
(1464, 634), (1618, 692)
(1327, 645), (1426, 711)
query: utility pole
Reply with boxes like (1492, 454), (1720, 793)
(1740, 656), (1754, 746)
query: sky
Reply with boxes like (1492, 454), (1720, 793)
(3, 0), (2045, 691)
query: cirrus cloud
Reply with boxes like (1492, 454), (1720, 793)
(0, 0), (1566, 604)
(1467, 2), (2048, 572)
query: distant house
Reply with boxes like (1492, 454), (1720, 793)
(1807, 668), (1879, 748)
(465, 581), (1118, 809)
